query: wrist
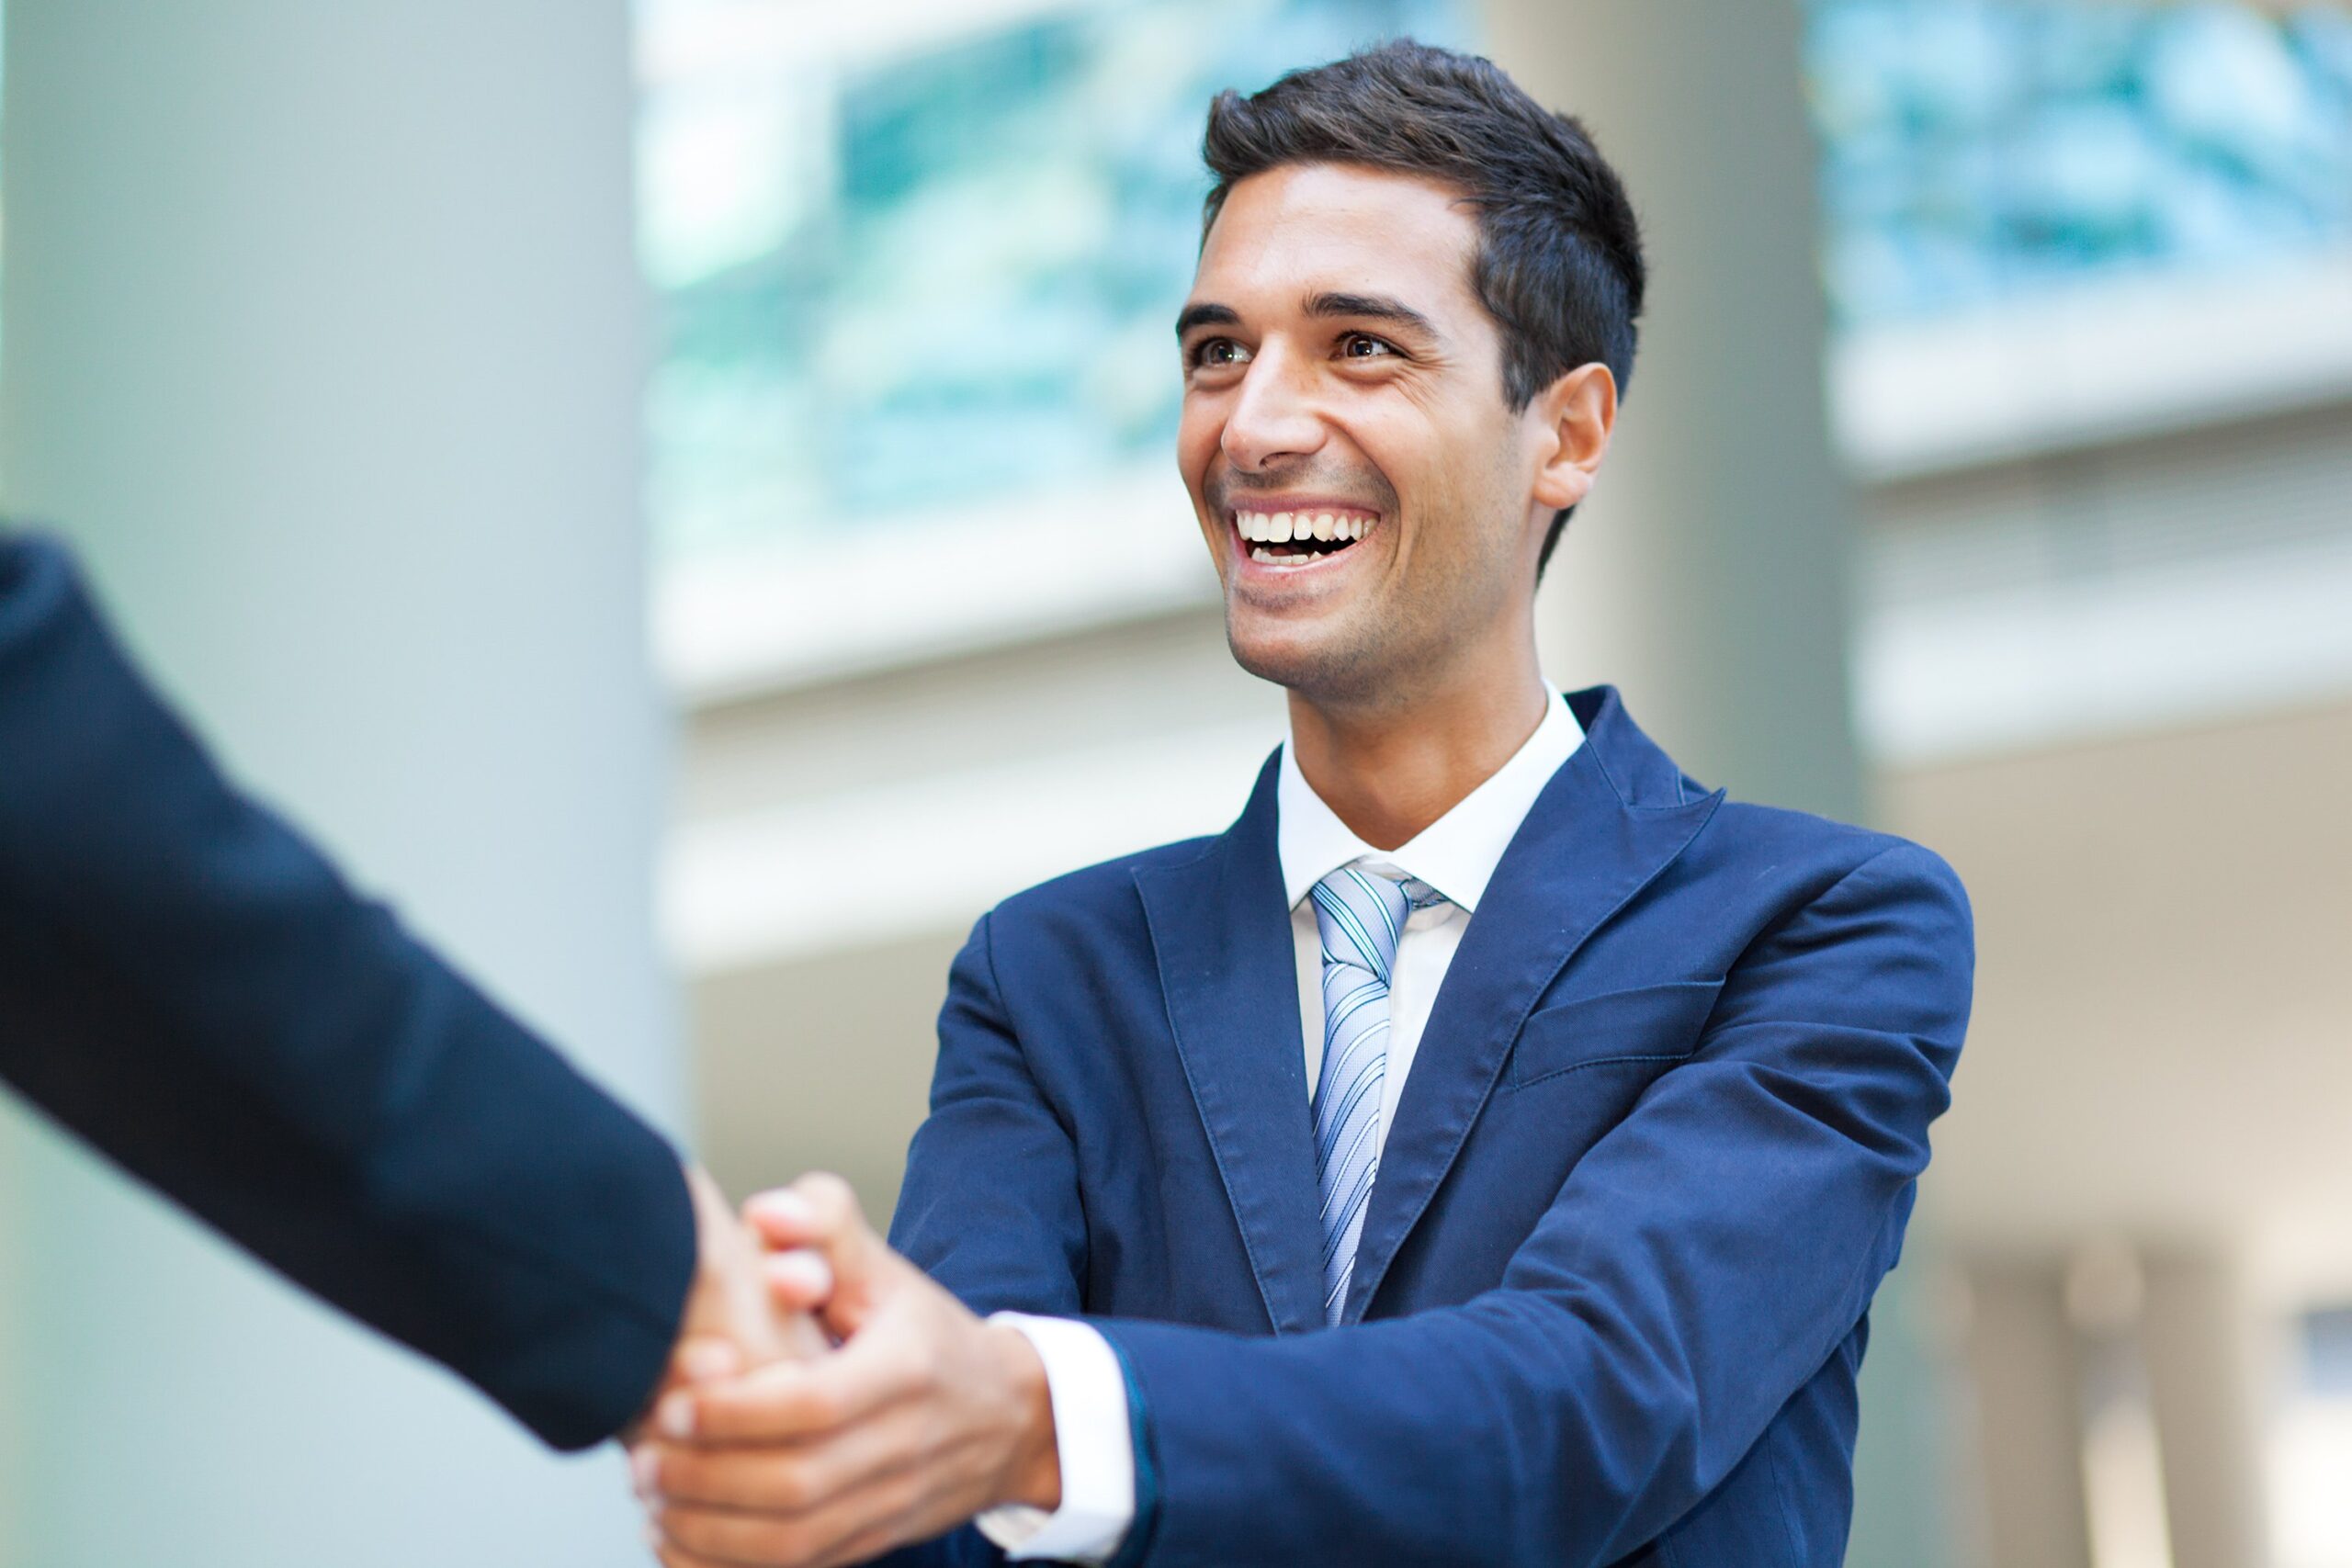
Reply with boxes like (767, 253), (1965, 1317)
(986, 1320), (1063, 1513)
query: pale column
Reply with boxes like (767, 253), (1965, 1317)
(0, 3), (673, 1564)
(1965, 1259), (2097, 1568)
(2141, 1252), (2271, 1568)
(1483, 2), (1927, 1560)
(1489, 0), (1862, 822)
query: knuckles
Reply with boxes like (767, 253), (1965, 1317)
(763, 1457), (818, 1512)
(666, 1506), (815, 1562)
(652, 1448), (809, 1514)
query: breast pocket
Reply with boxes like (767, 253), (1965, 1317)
(1509, 978), (1726, 1090)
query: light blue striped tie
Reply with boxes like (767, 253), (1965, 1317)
(1309, 865), (1445, 1325)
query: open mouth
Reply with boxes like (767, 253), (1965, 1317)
(1231, 507), (1377, 568)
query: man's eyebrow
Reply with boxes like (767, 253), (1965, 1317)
(1175, 302), (1240, 337)
(1305, 291), (1441, 338)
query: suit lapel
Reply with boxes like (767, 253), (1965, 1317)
(1133, 752), (1329, 1337)
(1343, 690), (1723, 1323)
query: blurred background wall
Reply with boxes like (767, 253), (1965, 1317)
(4, 0), (2351, 1564)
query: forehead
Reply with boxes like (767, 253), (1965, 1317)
(1192, 164), (1484, 318)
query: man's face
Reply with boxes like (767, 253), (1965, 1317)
(1176, 163), (1553, 707)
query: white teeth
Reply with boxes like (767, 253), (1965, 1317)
(1239, 511), (1374, 553)
(1251, 546), (1277, 563)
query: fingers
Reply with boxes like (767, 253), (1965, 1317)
(653, 1541), (764, 1568)
(634, 1211), (1005, 1568)
(681, 1166), (796, 1364)
(743, 1172), (881, 1258)
(644, 1172), (961, 1566)
(763, 1250), (833, 1316)
(673, 1337), (744, 1383)
(651, 1463), (934, 1568)
(741, 1173), (842, 1247)
(743, 1175), (896, 1341)
(652, 1542), (734, 1568)
(654, 1323), (926, 1444)
(634, 1395), (922, 1513)
(634, 1366), (946, 1568)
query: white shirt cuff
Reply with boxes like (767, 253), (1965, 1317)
(973, 1313), (1136, 1564)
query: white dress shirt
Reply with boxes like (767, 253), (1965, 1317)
(978, 689), (1585, 1562)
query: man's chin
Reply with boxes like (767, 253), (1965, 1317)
(1226, 617), (1379, 705)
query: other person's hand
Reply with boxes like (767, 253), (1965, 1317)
(627, 1165), (831, 1443)
(630, 1174), (1060, 1568)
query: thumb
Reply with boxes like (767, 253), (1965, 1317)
(683, 1165), (828, 1363)
(683, 1166), (788, 1363)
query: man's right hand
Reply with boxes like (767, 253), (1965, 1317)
(628, 1175), (1062, 1568)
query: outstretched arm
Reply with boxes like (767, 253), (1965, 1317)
(0, 532), (813, 1447)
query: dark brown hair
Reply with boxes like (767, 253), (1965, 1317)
(1203, 39), (1645, 568)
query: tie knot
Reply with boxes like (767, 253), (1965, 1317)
(1309, 865), (1446, 982)
(1397, 875), (1447, 910)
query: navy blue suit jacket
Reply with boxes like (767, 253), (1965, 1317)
(0, 533), (694, 1450)
(887, 688), (1972, 1565)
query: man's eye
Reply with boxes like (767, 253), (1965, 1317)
(1340, 333), (1398, 360)
(1191, 338), (1251, 368)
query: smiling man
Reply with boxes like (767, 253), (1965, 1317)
(638, 40), (1973, 1568)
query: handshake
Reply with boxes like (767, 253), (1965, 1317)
(633, 1170), (1065, 1568)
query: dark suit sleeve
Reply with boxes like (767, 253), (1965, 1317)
(0, 533), (695, 1451)
(1088, 844), (1971, 1565)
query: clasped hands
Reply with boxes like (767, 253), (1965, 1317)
(635, 1171), (1063, 1568)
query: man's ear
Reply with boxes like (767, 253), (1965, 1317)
(1529, 363), (1618, 513)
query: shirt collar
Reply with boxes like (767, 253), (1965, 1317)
(1276, 686), (1584, 914)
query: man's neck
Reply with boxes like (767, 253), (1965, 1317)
(1287, 659), (1551, 852)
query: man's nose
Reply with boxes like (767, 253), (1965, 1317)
(1221, 344), (1327, 472)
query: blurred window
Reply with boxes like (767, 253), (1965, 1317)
(2274, 1303), (2352, 1568)
(638, 0), (1469, 591)
(2307, 1303), (2352, 1396)
(1806, 0), (2352, 331)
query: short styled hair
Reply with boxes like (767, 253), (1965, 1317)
(1202, 39), (1645, 569)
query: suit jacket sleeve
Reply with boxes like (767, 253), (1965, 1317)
(1084, 841), (1971, 1566)
(891, 911), (1090, 1319)
(872, 911), (1102, 1568)
(0, 533), (695, 1451)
